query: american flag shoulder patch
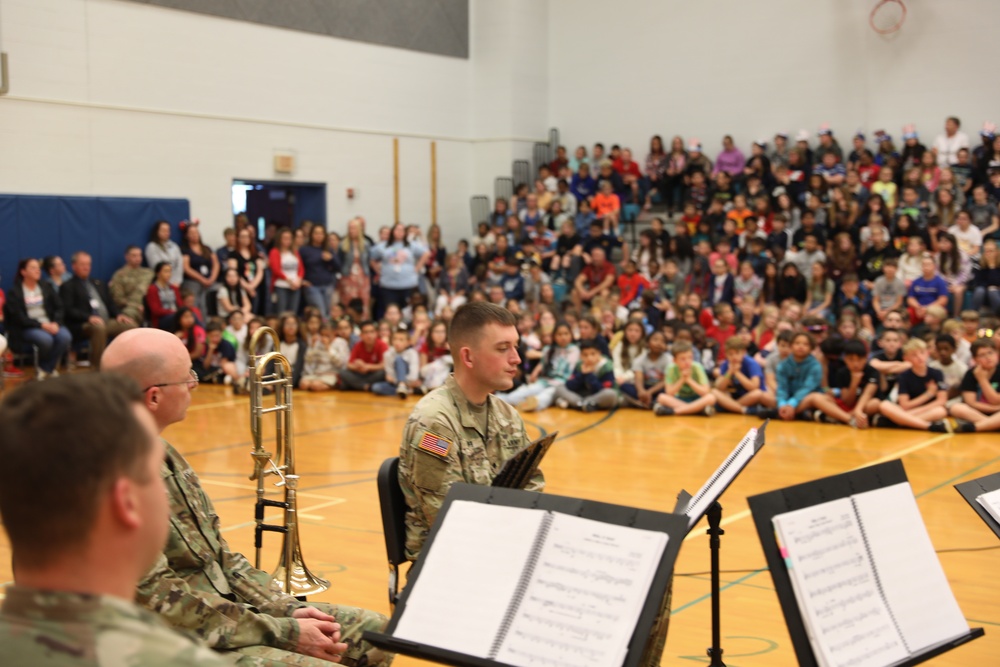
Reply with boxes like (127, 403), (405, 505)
(418, 430), (452, 458)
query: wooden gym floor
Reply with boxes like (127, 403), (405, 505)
(1, 382), (997, 666)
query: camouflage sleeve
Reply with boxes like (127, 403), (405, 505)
(215, 529), (305, 619)
(108, 270), (126, 308)
(399, 415), (464, 560)
(137, 553), (301, 652)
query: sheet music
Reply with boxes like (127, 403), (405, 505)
(773, 499), (908, 667)
(393, 500), (546, 657)
(851, 483), (970, 654)
(976, 488), (1000, 525)
(494, 513), (667, 667)
(684, 428), (757, 529)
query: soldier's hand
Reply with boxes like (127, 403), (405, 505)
(295, 618), (348, 662)
(293, 606), (336, 623)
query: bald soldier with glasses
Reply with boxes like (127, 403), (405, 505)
(103, 328), (392, 667)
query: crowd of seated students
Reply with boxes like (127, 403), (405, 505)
(1, 116), (999, 431)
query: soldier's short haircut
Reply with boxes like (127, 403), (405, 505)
(0, 374), (149, 566)
(449, 302), (516, 348)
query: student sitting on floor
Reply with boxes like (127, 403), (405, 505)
(772, 332), (823, 422)
(869, 327), (909, 401)
(621, 330), (671, 409)
(654, 340), (717, 416)
(929, 333), (968, 403)
(760, 330), (794, 410)
(299, 320), (340, 392)
(874, 338), (951, 432)
(195, 318), (238, 387)
(373, 326), (421, 397)
(554, 340), (619, 412)
(949, 339), (1000, 433)
(806, 338), (881, 428)
(711, 336), (767, 416)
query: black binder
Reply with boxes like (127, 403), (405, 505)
(491, 432), (558, 489)
(363, 483), (688, 667)
(747, 459), (984, 667)
(955, 471), (1000, 539)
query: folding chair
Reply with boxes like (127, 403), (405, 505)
(376, 457), (409, 608)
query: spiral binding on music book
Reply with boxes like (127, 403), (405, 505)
(487, 510), (555, 659)
(849, 497), (911, 655)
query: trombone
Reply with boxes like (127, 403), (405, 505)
(247, 326), (329, 598)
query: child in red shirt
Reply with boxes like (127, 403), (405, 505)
(617, 260), (650, 310)
(679, 201), (702, 236)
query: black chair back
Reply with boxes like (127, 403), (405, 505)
(376, 456), (408, 606)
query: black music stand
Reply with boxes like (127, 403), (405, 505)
(363, 483), (688, 667)
(955, 471), (1000, 539)
(747, 459), (984, 667)
(675, 423), (768, 667)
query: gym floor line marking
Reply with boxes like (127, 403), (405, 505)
(682, 432), (954, 542)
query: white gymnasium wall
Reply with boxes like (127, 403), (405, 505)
(548, 0), (1000, 160)
(0, 0), (483, 246)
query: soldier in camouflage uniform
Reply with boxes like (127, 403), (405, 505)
(399, 375), (544, 559)
(398, 303), (545, 560)
(109, 245), (154, 323)
(104, 329), (391, 667)
(0, 373), (236, 666)
(398, 303), (672, 667)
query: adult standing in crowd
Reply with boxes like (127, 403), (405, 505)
(0, 373), (235, 666)
(60, 251), (136, 370)
(2, 258), (72, 380)
(180, 221), (220, 316)
(102, 328), (392, 667)
(234, 227), (266, 315)
(268, 227), (304, 315)
(145, 220), (184, 287)
(110, 245), (154, 324)
(339, 217), (374, 321)
(371, 222), (428, 318)
(300, 224), (341, 320)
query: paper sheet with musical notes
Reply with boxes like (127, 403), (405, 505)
(392, 500), (667, 667)
(773, 483), (970, 667)
(393, 501), (546, 657)
(493, 512), (667, 667)
(976, 488), (1000, 525)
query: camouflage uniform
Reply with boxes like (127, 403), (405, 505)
(0, 585), (237, 666)
(398, 374), (545, 561)
(136, 442), (391, 667)
(108, 265), (153, 322)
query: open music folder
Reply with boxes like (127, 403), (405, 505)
(675, 422), (767, 530)
(364, 483), (687, 667)
(954, 471), (1000, 540)
(749, 460), (983, 667)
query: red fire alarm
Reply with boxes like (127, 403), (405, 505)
(346, 187), (356, 199)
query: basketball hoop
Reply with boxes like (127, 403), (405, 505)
(870, 0), (906, 35)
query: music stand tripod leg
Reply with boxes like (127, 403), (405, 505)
(706, 500), (725, 667)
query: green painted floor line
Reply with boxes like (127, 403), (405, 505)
(671, 569), (767, 615)
(681, 573), (774, 592)
(915, 453), (1000, 498)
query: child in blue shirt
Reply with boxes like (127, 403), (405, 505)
(712, 336), (766, 416)
(774, 332), (823, 421)
(554, 340), (619, 412)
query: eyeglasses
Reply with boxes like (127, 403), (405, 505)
(143, 369), (199, 392)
